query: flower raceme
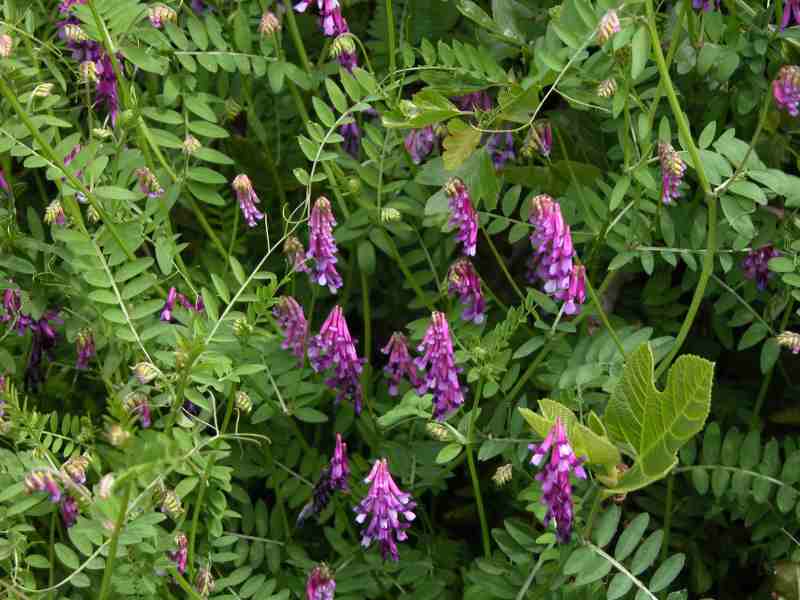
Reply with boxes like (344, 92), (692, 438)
(781, 0), (800, 29)
(447, 258), (486, 324)
(415, 312), (464, 421)
(773, 65), (800, 116)
(308, 306), (364, 413)
(381, 332), (421, 395)
(445, 178), (478, 257)
(404, 126), (437, 164)
(273, 296), (309, 364)
(596, 10), (620, 44)
(306, 564), (336, 600)
(354, 458), (416, 561)
(231, 174), (265, 228)
(306, 197), (343, 293)
(486, 132), (516, 171)
(298, 434), (350, 524)
(658, 142), (686, 204)
(529, 418), (587, 543)
(742, 245), (780, 290)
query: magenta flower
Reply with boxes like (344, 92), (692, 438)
(527, 194), (575, 300)
(404, 126), (437, 164)
(445, 178), (478, 257)
(24, 470), (62, 502)
(558, 264), (586, 316)
(306, 564), (336, 600)
(284, 236), (309, 273)
(306, 197), (343, 293)
(773, 66), (800, 116)
(529, 418), (587, 543)
(693, 0), (720, 10)
(308, 305), (364, 413)
(0, 169), (9, 193)
(448, 259), (486, 324)
(298, 433), (350, 525)
(60, 495), (79, 528)
(782, 0), (800, 28)
(169, 532), (189, 574)
(295, 0), (349, 36)
(381, 332), (420, 396)
(23, 311), (62, 391)
(75, 330), (95, 370)
(232, 174), (265, 228)
(486, 132), (515, 170)
(1, 287), (21, 325)
(354, 458), (416, 561)
(742, 245), (780, 290)
(160, 287), (178, 322)
(340, 121), (361, 158)
(415, 312), (464, 421)
(658, 143), (686, 204)
(330, 433), (350, 490)
(273, 296), (308, 363)
(453, 91), (492, 112)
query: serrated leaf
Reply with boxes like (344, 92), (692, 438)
(442, 119), (481, 171)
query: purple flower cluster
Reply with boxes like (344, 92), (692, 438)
(160, 287), (204, 322)
(453, 91), (492, 112)
(340, 121), (361, 158)
(309, 306), (364, 413)
(742, 245), (780, 290)
(75, 330), (95, 370)
(527, 121), (552, 158)
(306, 564), (336, 600)
(445, 178), (478, 257)
(527, 195), (585, 315)
(232, 174), (265, 227)
(381, 333), (420, 396)
(486, 132), (516, 170)
(447, 259), (485, 324)
(415, 312), (464, 421)
(658, 143), (686, 204)
(57, 0), (119, 124)
(169, 532), (189, 574)
(273, 296), (308, 364)
(298, 433), (350, 524)
(60, 496), (79, 528)
(774, 65), (800, 116)
(528, 418), (587, 543)
(135, 167), (164, 198)
(692, 0), (720, 11)
(295, 0), (357, 70)
(306, 197), (343, 293)
(25, 470), (80, 528)
(354, 458), (416, 561)
(404, 126), (437, 164)
(782, 0), (800, 29)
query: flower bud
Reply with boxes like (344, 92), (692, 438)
(597, 10), (620, 45)
(492, 463), (513, 487)
(79, 60), (98, 83)
(182, 134), (201, 155)
(44, 200), (66, 226)
(132, 361), (159, 384)
(97, 474), (115, 499)
(148, 4), (177, 28)
(330, 35), (356, 60)
(777, 331), (800, 354)
(380, 207), (401, 223)
(160, 489), (183, 519)
(225, 98), (241, 121)
(63, 24), (88, 43)
(259, 11), (281, 36)
(0, 34), (13, 58)
(195, 567), (215, 597)
(235, 391), (252, 414)
(87, 205), (101, 223)
(92, 127), (112, 139)
(105, 423), (131, 447)
(32, 83), (54, 98)
(597, 78), (617, 98)
(426, 422), (450, 441)
(61, 455), (90, 485)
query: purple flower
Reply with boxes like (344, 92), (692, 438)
(273, 296), (308, 363)
(125, 392), (152, 428)
(62, 455), (89, 484)
(298, 433), (350, 525)
(528, 418), (587, 543)
(354, 458), (416, 561)
(486, 132), (515, 170)
(169, 532), (189, 574)
(692, 0), (720, 11)
(528, 121), (552, 158)
(95, 54), (120, 125)
(44, 200), (66, 226)
(445, 178), (478, 257)
(75, 330), (95, 370)
(330, 433), (350, 490)
(161, 287), (178, 322)
(783, 0), (800, 28)
(148, 4), (177, 28)
(23, 311), (62, 391)
(404, 126), (437, 164)
(0, 169), (9, 193)
(742, 245), (780, 290)
(60, 495), (79, 528)
(1, 287), (21, 324)
(381, 332), (420, 396)
(597, 10), (620, 43)
(232, 174), (265, 228)
(527, 195), (575, 301)
(658, 143), (686, 204)
(331, 34), (358, 72)
(558, 265), (586, 316)
(340, 121), (361, 158)
(415, 312), (464, 421)
(306, 197), (343, 293)
(135, 167), (163, 198)
(453, 91), (492, 112)
(774, 66), (800, 116)
(191, 0), (208, 13)
(447, 259), (485, 324)
(284, 236), (309, 273)
(295, 0), (349, 37)
(308, 306), (364, 413)
(306, 564), (336, 600)
(24, 470), (62, 502)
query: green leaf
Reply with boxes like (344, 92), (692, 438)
(630, 529), (663, 575)
(614, 513), (649, 561)
(442, 119), (481, 171)
(294, 407), (328, 423)
(436, 443), (463, 464)
(121, 46), (166, 74)
(603, 344), (714, 495)
(698, 121), (717, 149)
(631, 26), (650, 80)
(593, 505), (621, 548)
(648, 553), (685, 592)
(55, 543), (79, 569)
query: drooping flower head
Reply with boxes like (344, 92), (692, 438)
(331, 33), (358, 71)
(60, 495), (79, 528)
(308, 306), (364, 413)
(148, 4), (177, 28)
(273, 296), (308, 363)
(404, 126), (437, 165)
(354, 458), (416, 561)
(259, 12), (281, 36)
(295, 0), (349, 37)
(298, 433), (350, 525)
(169, 532), (189, 574)
(124, 391), (152, 428)
(306, 564), (336, 600)
(283, 236), (309, 273)
(453, 91), (492, 112)
(782, 0), (800, 29)
(135, 167), (164, 198)
(529, 418), (587, 543)
(444, 178), (478, 257)
(528, 195), (575, 300)
(75, 329), (95, 370)
(62, 455), (89, 484)
(306, 197), (343, 293)
(232, 174), (265, 227)
(658, 143), (686, 204)
(773, 65), (800, 116)
(0, 34), (12, 58)
(486, 132), (515, 171)
(24, 470), (62, 502)
(523, 121), (552, 158)
(742, 245), (780, 290)
(44, 200), (66, 226)
(597, 78), (617, 98)
(340, 121), (361, 158)
(778, 331), (800, 354)
(182, 135), (201, 155)
(447, 259), (485, 324)
(597, 10), (620, 44)
(23, 311), (63, 391)
(415, 312), (464, 421)
(381, 332), (420, 396)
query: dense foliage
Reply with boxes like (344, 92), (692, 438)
(1, 0), (800, 597)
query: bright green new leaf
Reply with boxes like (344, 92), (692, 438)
(442, 119), (481, 171)
(604, 343), (714, 495)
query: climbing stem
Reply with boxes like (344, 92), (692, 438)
(97, 482), (132, 600)
(660, 474), (675, 561)
(385, 0), (397, 76)
(281, 0), (313, 73)
(466, 378), (491, 558)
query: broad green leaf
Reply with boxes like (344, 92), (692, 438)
(631, 26), (650, 80)
(442, 119), (481, 171)
(603, 344), (714, 495)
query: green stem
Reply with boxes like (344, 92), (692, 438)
(97, 483), (132, 600)
(581, 489), (603, 538)
(187, 197), (228, 260)
(281, 0), (313, 73)
(516, 542), (554, 600)
(645, 0), (716, 380)
(466, 378), (491, 558)
(583, 270), (625, 358)
(660, 474), (674, 561)
(360, 270), (373, 416)
(47, 511), (56, 600)
(385, 0), (397, 76)
(170, 567), (204, 600)
(480, 226), (529, 309)
(751, 299), (795, 428)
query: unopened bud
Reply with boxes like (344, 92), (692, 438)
(597, 78), (617, 98)
(97, 474), (115, 499)
(235, 391), (252, 414)
(79, 60), (97, 83)
(380, 207), (401, 223)
(44, 200), (66, 226)
(132, 361), (159, 384)
(148, 4), (177, 28)
(32, 83), (54, 98)
(93, 127), (112, 139)
(232, 317), (253, 337)
(492, 463), (513, 487)
(259, 12), (281, 36)
(330, 35), (356, 59)
(63, 24), (88, 43)
(87, 205), (101, 223)
(105, 423), (130, 447)
(61, 455), (90, 484)
(160, 489), (183, 519)
(0, 34), (12, 58)
(426, 422), (450, 441)
(195, 567), (215, 597)
(225, 98), (241, 121)
(182, 134), (201, 155)
(777, 331), (800, 354)
(597, 10), (620, 45)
